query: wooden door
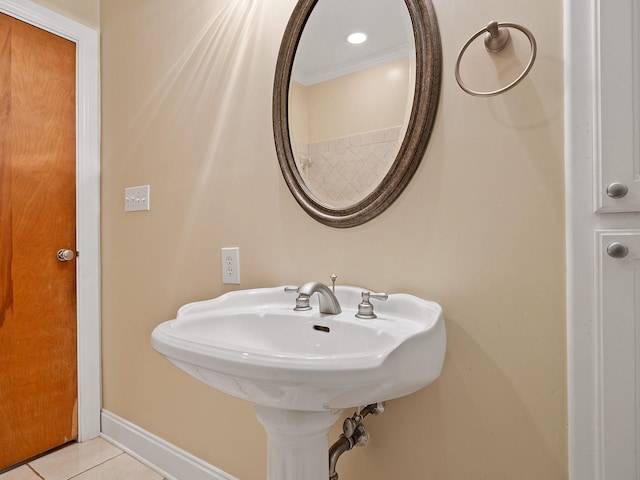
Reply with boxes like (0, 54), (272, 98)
(0, 13), (77, 470)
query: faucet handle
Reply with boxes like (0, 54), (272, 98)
(368, 292), (388, 302)
(284, 285), (312, 311)
(355, 291), (388, 319)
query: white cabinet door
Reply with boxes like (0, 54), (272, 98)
(597, 231), (640, 478)
(597, 0), (640, 212)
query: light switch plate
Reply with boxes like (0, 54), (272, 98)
(124, 185), (150, 212)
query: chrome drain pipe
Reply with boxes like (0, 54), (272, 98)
(328, 402), (385, 480)
(329, 436), (353, 480)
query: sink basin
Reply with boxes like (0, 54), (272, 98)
(151, 285), (446, 411)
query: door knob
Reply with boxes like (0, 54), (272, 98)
(57, 249), (75, 262)
(606, 182), (629, 199)
(607, 242), (629, 259)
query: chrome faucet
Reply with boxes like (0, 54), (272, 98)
(287, 281), (342, 315)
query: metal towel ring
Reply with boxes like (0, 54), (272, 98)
(455, 21), (537, 97)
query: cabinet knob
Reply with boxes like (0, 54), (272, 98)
(607, 242), (629, 259)
(606, 182), (629, 199)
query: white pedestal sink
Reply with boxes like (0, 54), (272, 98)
(151, 285), (445, 480)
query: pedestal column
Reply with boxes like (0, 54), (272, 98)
(255, 406), (342, 480)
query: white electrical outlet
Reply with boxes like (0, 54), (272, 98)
(221, 247), (240, 284)
(124, 185), (150, 212)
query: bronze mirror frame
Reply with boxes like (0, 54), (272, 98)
(273, 0), (442, 228)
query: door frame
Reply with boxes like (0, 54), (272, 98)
(564, 1), (597, 477)
(0, 0), (100, 441)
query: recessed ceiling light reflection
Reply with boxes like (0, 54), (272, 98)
(347, 32), (367, 45)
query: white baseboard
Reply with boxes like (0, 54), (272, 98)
(100, 409), (238, 480)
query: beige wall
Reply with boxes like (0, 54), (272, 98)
(100, 1), (566, 479)
(304, 57), (412, 143)
(289, 80), (309, 150)
(290, 57), (413, 146)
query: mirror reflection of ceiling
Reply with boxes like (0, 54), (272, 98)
(292, 0), (414, 86)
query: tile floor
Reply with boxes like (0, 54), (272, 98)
(0, 437), (165, 480)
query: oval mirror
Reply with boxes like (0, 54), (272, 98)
(274, 0), (441, 228)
